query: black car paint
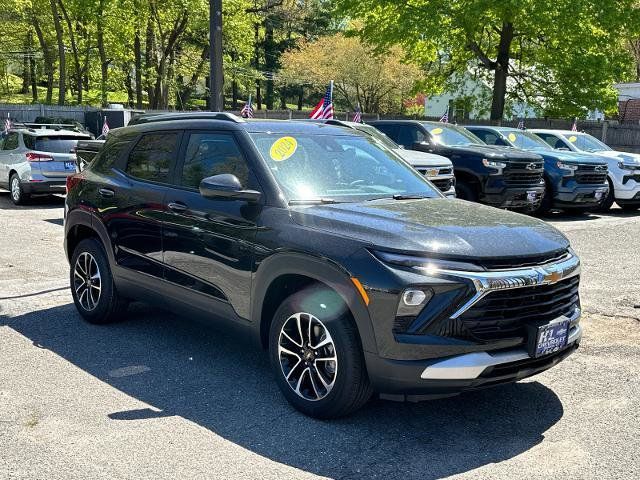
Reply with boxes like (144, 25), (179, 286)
(369, 120), (545, 208)
(64, 118), (576, 397)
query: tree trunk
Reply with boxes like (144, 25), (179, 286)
(264, 21), (274, 110)
(254, 23), (262, 109)
(50, 0), (66, 105)
(134, 29), (143, 108)
(32, 13), (53, 103)
(21, 34), (30, 95)
(145, 16), (155, 108)
(297, 87), (303, 110)
(97, 0), (109, 107)
(489, 22), (514, 121)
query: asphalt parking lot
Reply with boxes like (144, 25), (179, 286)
(0, 192), (638, 480)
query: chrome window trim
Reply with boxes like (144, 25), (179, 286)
(415, 252), (580, 319)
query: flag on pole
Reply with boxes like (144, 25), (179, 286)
(101, 116), (110, 136)
(4, 115), (12, 133)
(310, 81), (334, 119)
(439, 105), (449, 123)
(571, 117), (578, 132)
(352, 103), (362, 123)
(240, 95), (254, 118)
(517, 118), (525, 130)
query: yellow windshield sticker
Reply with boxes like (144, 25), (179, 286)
(508, 133), (517, 142)
(431, 127), (443, 135)
(568, 135), (577, 143)
(270, 136), (297, 161)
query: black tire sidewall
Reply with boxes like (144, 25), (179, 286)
(10, 174), (25, 205)
(455, 182), (477, 202)
(268, 287), (369, 418)
(70, 238), (122, 324)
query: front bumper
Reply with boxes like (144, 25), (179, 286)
(553, 184), (608, 207)
(367, 323), (581, 398)
(481, 185), (545, 208)
(610, 171), (640, 201)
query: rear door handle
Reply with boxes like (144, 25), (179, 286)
(99, 188), (115, 198)
(168, 201), (188, 212)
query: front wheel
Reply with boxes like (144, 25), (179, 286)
(269, 287), (372, 419)
(455, 182), (478, 202)
(594, 179), (614, 212)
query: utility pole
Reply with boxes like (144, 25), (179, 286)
(209, 0), (224, 111)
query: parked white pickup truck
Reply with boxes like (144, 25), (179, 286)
(531, 129), (640, 211)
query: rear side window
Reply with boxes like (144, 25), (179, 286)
(92, 131), (138, 173)
(24, 135), (89, 153)
(125, 132), (178, 183)
(536, 133), (565, 149)
(3, 133), (19, 150)
(396, 125), (426, 148)
(179, 132), (250, 188)
(472, 129), (500, 145)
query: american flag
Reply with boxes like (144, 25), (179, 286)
(440, 105), (449, 123)
(571, 117), (578, 132)
(240, 95), (254, 118)
(352, 103), (362, 123)
(4, 116), (12, 133)
(101, 116), (110, 136)
(310, 82), (334, 119)
(517, 118), (525, 130)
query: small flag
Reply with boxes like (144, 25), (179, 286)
(571, 117), (578, 132)
(310, 81), (334, 120)
(101, 116), (110, 136)
(353, 103), (362, 123)
(4, 116), (12, 133)
(240, 95), (254, 118)
(517, 118), (525, 130)
(440, 105), (449, 123)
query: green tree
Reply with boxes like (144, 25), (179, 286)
(338, 0), (640, 119)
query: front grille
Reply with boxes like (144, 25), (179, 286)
(431, 177), (454, 192)
(476, 249), (570, 270)
(449, 276), (580, 343)
(504, 170), (544, 186)
(576, 173), (607, 184)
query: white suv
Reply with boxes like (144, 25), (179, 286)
(531, 129), (640, 211)
(0, 127), (90, 205)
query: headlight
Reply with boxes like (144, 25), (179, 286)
(372, 250), (485, 272)
(557, 161), (578, 175)
(618, 161), (639, 171)
(482, 158), (507, 172)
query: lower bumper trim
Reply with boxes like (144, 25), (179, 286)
(420, 324), (582, 380)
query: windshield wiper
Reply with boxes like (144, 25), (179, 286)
(288, 198), (339, 205)
(392, 194), (430, 200)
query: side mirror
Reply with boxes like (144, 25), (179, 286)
(199, 174), (261, 203)
(412, 141), (433, 152)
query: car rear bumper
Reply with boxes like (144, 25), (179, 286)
(366, 324), (581, 399)
(21, 179), (67, 194)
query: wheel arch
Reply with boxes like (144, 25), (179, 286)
(252, 253), (377, 355)
(65, 210), (115, 265)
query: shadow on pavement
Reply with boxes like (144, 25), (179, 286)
(0, 191), (65, 210)
(1, 303), (565, 479)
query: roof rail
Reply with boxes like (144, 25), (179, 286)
(9, 122), (85, 132)
(128, 111), (245, 126)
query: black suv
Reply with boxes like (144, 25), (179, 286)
(369, 120), (545, 210)
(64, 114), (582, 418)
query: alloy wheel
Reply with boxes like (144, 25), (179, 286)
(11, 177), (20, 202)
(278, 312), (338, 401)
(73, 252), (102, 311)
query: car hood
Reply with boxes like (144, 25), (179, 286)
(290, 198), (569, 259)
(439, 144), (543, 161)
(394, 148), (452, 167)
(522, 148), (608, 165)
(593, 150), (640, 164)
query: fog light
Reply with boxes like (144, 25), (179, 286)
(403, 289), (427, 306)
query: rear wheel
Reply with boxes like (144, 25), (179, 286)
(70, 238), (128, 324)
(9, 173), (29, 205)
(269, 287), (372, 418)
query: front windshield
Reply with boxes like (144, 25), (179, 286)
(503, 131), (553, 150)
(249, 132), (441, 202)
(351, 124), (399, 150)
(423, 124), (484, 146)
(562, 133), (611, 152)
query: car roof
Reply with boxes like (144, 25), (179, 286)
(465, 125), (520, 133)
(529, 129), (585, 136)
(9, 128), (89, 137)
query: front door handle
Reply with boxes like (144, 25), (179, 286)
(168, 201), (188, 212)
(99, 188), (115, 198)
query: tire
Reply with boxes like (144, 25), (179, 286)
(70, 238), (128, 324)
(455, 182), (478, 202)
(9, 173), (29, 205)
(268, 286), (372, 419)
(620, 203), (640, 211)
(594, 179), (614, 212)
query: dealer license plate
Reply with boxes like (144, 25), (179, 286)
(532, 320), (570, 357)
(595, 190), (604, 200)
(527, 190), (538, 202)
(64, 161), (76, 170)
